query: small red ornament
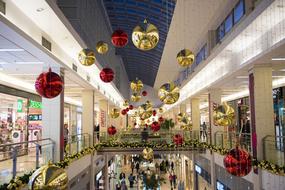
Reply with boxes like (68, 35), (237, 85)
(107, 126), (117, 135)
(129, 105), (134, 110)
(158, 117), (164, 123)
(151, 121), (160, 132)
(173, 134), (183, 145)
(126, 108), (129, 112)
(142, 91), (147, 96)
(224, 147), (252, 177)
(134, 123), (137, 126)
(35, 68), (63, 99)
(121, 109), (127, 115)
(152, 110), (157, 116)
(100, 68), (114, 83)
(111, 29), (128, 47)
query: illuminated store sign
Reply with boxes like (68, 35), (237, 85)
(17, 99), (23, 112)
(29, 100), (42, 109)
(195, 164), (202, 174)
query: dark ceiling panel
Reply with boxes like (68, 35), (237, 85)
(102, 0), (176, 86)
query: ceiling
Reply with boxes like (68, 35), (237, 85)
(102, 0), (176, 87)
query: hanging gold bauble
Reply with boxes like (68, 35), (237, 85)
(176, 49), (195, 67)
(138, 102), (153, 120)
(130, 79), (144, 92)
(110, 108), (120, 119)
(142, 148), (154, 160)
(78, 48), (96, 66)
(213, 102), (235, 127)
(181, 123), (192, 131)
(132, 19), (159, 51)
(158, 82), (180, 104)
(28, 162), (68, 190)
(96, 41), (109, 54)
(158, 107), (164, 113)
(177, 112), (190, 124)
(123, 100), (129, 107)
(131, 93), (141, 102)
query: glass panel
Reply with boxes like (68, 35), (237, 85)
(225, 13), (233, 33)
(217, 24), (225, 42)
(234, 0), (245, 24)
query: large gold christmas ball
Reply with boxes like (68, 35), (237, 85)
(110, 108), (120, 119)
(138, 102), (153, 120)
(123, 100), (129, 107)
(131, 93), (141, 102)
(158, 82), (180, 104)
(132, 20), (159, 51)
(213, 102), (235, 127)
(143, 148), (154, 160)
(28, 162), (68, 190)
(78, 48), (95, 66)
(130, 79), (144, 92)
(177, 49), (195, 67)
(96, 41), (109, 54)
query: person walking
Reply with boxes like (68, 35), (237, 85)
(35, 131), (42, 154)
(131, 161), (135, 174)
(63, 124), (69, 153)
(128, 173), (135, 188)
(169, 173), (173, 188)
(171, 161), (174, 170)
(135, 161), (140, 173)
(202, 122), (207, 138)
(172, 172), (177, 189)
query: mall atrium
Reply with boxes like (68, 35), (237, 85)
(0, 0), (284, 189)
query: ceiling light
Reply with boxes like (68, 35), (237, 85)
(272, 57), (285, 61)
(36, 8), (45, 12)
(0, 49), (25, 52)
(236, 76), (248, 79)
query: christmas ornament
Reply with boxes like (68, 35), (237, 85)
(121, 109), (127, 115)
(158, 82), (180, 104)
(110, 108), (120, 119)
(158, 117), (164, 123)
(78, 48), (95, 66)
(131, 93), (141, 102)
(111, 29), (128, 47)
(213, 102), (235, 127)
(158, 107), (164, 113)
(123, 100), (129, 107)
(129, 105), (134, 110)
(142, 90), (147, 96)
(130, 79), (144, 92)
(107, 126), (117, 135)
(100, 68), (114, 83)
(224, 147), (252, 177)
(35, 68), (63, 99)
(132, 19), (159, 51)
(142, 147), (154, 160)
(176, 49), (195, 67)
(138, 102), (153, 120)
(151, 121), (160, 132)
(96, 41), (109, 54)
(152, 110), (157, 116)
(173, 134), (183, 145)
(28, 161), (68, 190)
(126, 108), (129, 112)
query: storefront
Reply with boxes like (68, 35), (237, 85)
(64, 103), (82, 136)
(194, 164), (211, 190)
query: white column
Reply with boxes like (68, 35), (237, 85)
(82, 90), (94, 146)
(42, 67), (64, 161)
(249, 66), (274, 190)
(180, 103), (186, 113)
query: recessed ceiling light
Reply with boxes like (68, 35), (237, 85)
(36, 8), (45, 12)
(0, 49), (24, 52)
(272, 57), (285, 61)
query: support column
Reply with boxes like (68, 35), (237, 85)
(103, 154), (109, 190)
(249, 66), (274, 190)
(82, 90), (94, 146)
(42, 67), (64, 161)
(191, 98), (200, 138)
(208, 89), (222, 190)
(180, 103), (186, 113)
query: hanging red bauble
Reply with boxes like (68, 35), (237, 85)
(35, 68), (63, 99)
(158, 116), (164, 123)
(129, 105), (134, 110)
(173, 134), (183, 145)
(100, 68), (114, 83)
(151, 121), (160, 132)
(107, 126), (117, 135)
(126, 108), (129, 112)
(134, 123), (137, 126)
(121, 109), (127, 115)
(223, 147), (252, 177)
(152, 110), (157, 116)
(111, 29), (128, 47)
(142, 91), (147, 96)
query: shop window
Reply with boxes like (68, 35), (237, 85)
(225, 13), (233, 33)
(196, 45), (207, 65)
(217, 24), (225, 42)
(234, 0), (245, 24)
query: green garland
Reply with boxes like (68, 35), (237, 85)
(1, 140), (284, 190)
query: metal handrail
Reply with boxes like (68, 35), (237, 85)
(0, 138), (54, 148)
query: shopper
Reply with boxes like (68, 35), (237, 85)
(63, 124), (69, 153)
(35, 131), (42, 154)
(172, 172), (177, 188)
(171, 161), (174, 170)
(119, 172), (126, 180)
(128, 173), (135, 188)
(135, 161), (140, 173)
(202, 122), (207, 138)
(131, 161), (135, 173)
(165, 160), (169, 170)
(115, 182), (121, 190)
(141, 127), (149, 142)
(169, 173), (173, 188)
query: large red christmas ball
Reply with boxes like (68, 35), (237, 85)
(35, 69), (63, 99)
(223, 147), (252, 177)
(107, 126), (117, 135)
(111, 29), (128, 47)
(151, 121), (160, 132)
(126, 108), (129, 112)
(129, 105), (134, 110)
(142, 91), (147, 96)
(121, 109), (127, 115)
(152, 110), (157, 116)
(158, 117), (164, 123)
(100, 68), (114, 83)
(173, 134), (183, 145)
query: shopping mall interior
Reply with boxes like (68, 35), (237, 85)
(0, 0), (285, 189)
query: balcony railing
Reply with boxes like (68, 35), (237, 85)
(66, 133), (91, 156)
(263, 135), (285, 166)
